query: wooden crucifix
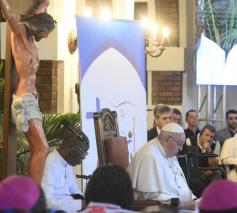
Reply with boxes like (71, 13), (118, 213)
(0, 0), (42, 180)
(0, 0), (55, 183)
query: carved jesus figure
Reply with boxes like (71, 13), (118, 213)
(0, 0), (55, 183)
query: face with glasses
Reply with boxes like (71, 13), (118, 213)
(163, 132), (185, 157)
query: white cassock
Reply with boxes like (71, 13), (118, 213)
(220, 134), (237, 182)
(41, 149), (82, 212)
(127, 138), (195, 203)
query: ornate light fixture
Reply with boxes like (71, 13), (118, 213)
(141, 18), (170, 57)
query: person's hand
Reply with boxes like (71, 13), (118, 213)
(202, 142), (211, 152)
(202, 170), (213, 176)
(179, 200), (196, 210)
(42, 0), (50, 7)
(208, 157), (219, 166)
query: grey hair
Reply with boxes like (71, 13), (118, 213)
(153, 104), (172, 118)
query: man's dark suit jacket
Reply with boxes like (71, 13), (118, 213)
(147, 127), (158, 141)
(215, 128), (234, 147)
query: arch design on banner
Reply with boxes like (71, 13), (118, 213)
(76, 17), (146, 175)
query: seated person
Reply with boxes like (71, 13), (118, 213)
(199, 180), (237, 213)
(186, 124), (222, 197)
(147, 104), (172, 141)
(128, 123), (196, 210)
(81, 165), (136, 213)
(0, 175), (47, 213)
(215, 109), (237, 147)
(41, 120), (89, 212)
(220, 133), (237, 182)
(179, 110), (199, 172)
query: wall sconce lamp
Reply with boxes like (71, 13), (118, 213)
(81, 9), (170, 57)
(141, 17), (170, 57)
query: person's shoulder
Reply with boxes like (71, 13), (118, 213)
(12, 23), (28, 38)
(184, 128), (191, 132)
(184, 128), (193, 137)
(143, 141), (161, 159)
(47, 149), (57, 158)
(45, 149), (60, 165)
(133, 141), (158, 161)
(144, 139), (158, 152)
(224, 136), (237, 144)
(147, 127), (158, 141)
(188, 135), (198, 145)
(148, 126), (156, 131)
(216, 128), (228, 135)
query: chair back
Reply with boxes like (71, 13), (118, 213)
(93, 108), (129, 169)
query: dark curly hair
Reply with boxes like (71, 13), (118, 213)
(21, 13), (56, 41)
(85, 165), (134, 209)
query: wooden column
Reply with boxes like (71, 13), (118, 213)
(2, 23), (17, 178)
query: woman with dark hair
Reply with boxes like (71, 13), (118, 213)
(82, 165), (136, 213)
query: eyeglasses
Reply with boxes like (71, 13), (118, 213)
(167, 135), (184, 150)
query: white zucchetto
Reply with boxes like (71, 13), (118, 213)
(161, 123), (184, 133)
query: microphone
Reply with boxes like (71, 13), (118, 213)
(177, 152), (218, 158)
(188, 152), (218, 158)
(176, 154), (186, 158)
(76, 174), (92, 180)
(180, 144), (218, 158)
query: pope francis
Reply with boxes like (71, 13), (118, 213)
(128, 123), (197, 210)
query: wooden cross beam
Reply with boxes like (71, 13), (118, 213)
(1, 22), (15, 179)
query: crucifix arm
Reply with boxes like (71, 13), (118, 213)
(26, 0), (50, 15)
(0, 0), (22, 35)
